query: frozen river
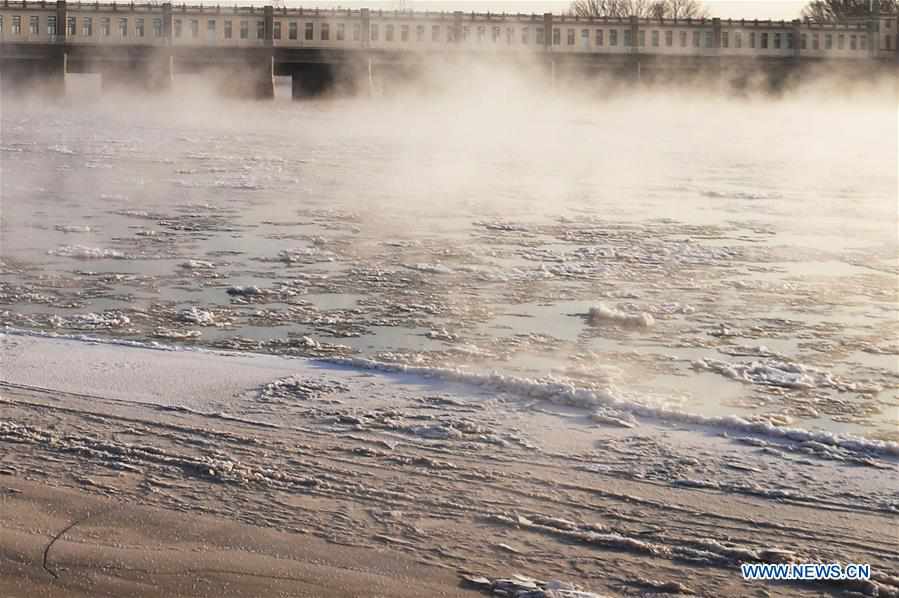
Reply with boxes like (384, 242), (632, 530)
(2, 74), (897, 442)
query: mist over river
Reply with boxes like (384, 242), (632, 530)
(2, 70), (897, 442)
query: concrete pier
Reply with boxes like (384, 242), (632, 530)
(216, 49), (274, 99)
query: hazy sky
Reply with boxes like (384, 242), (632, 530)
(281, 1), (808, 20)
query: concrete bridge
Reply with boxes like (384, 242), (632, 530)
(1, 1), (897, 97)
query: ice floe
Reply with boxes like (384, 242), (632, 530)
(54, 224), (93, 233)
(48, 312), (132, 330)
(586, 304), (655, 328)
(461, 574), (609, 598)
(49, 245), (127, 260)
(176, 307), (218, 326)
(179, 260), (216, 270)
(226, 285), (270, 297)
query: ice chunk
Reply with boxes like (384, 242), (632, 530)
(587, 304), (655, 328)
(177, 307), (217, 326)
(179, 260), (216, 270)
(49, 245), (126, 260)
(226, 285), (268, 296)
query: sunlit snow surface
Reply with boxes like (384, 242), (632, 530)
(1, 82), (897, 443)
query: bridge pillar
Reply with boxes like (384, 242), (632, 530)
(146, 1), (174, 91)
(360, 9), (373, 94)
(362, 8), (371, 48)
(709, 18), (722, 81)
(790, 19), (802, 84)
(263, 5), (274, 44)
(868, 0), (880, 59)
(629, 15), (639, 51)
(453, 11), (463, 43)
(162, 2), (173, 42)
(251, 49), (275, 99)
(212, 48), (273, 99)
(630, 16), (640, 81)
(56, 0), (67, 41)
(241, 6), (274, 99)
(543, 13), (552, 49)
(52, 1), (68, 95)
(146, 52), (173, 91)
(543, 13), (554, 86)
